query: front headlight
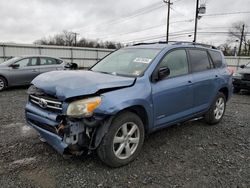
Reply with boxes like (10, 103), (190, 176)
(233, 72), (242, 78)
(66, 96), (101, 117)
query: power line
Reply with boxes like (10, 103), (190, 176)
(203, 11), (250, 17)
(73, 2), (164, 32)
(121, 29), (250, 44)
(98, 19), (194, 41)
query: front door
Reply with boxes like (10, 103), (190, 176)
(152, 49), (194, 127)
(9, 57), (40, 85)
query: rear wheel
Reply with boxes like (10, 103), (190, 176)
(0, 76), (7, 91)
(97, 112), (145, 167)
(205, 92), (226, 125)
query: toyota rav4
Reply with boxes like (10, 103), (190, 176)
(25, 42), (233, 167)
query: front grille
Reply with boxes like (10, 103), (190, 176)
(243, 74), (250, 81)
(29, 94), (62, 112)
(29, 119), (57, 134)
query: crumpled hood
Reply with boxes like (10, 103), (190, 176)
(32, 70), (135, 100)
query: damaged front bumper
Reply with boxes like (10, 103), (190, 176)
(25, 102), (109, 155)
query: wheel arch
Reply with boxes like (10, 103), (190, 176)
(218, 87), (229, 101)
(116, 105), (150, 133)
(94, 105), (150, 149)
(0, 75), (8, 87)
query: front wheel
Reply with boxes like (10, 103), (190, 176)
(97, 112), (145, 167)
(205, 92), (226, 125)
(0, 76), (7, 91)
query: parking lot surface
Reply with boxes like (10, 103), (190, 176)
(0, 88), (249, 188)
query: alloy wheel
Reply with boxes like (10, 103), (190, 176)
(214, 97), (225, 120)
(113, 122), (140, 160)
(0, 78), (5, 90)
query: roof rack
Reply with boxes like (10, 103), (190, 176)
(132, 41), (217, 49)
(170, 41), (217, 49)
(132, 42), (157, 46)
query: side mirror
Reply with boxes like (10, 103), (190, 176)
(240, 65), (245, 69)
(9, 64), (20, 69)
(158, 67), (170, 80)
(152, 66), (170, 81)
(64, 62), (78, 70)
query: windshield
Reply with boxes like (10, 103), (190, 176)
(0, 57), (21, 66)
(91, 48), (160, 77)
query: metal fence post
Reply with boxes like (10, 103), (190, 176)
(236, 57), (240, 70)
(38, 46), (42, 55)
(2, 44), (6, 61)
(71, 48), (73, 63)
(96, 49), (99, 61)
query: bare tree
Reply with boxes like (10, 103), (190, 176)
(218, 43), (233, 56)
(229, 22), (248, 56)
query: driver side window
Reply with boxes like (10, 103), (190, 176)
(159, 49), (189, 78)
(14, 58), (30, 68)
(14, 58), (38, 67)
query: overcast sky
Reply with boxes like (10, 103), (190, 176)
(0, 0), (249, 46)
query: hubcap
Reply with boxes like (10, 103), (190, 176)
(0, 79), (5, 90)
(113, 122), (140, 160)
(214, 97), (225, 120)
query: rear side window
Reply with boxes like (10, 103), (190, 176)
(209, 50), (223, 68)
(40, 57), (58, 65)
(189, 49), (211, 72)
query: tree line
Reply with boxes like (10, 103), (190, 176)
(34, 30), (123, 49)
(34, 22), (250, 56)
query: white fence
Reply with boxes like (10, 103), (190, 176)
(0, 43), (114, 68)
(0, 43), (249, 69)
(225, 56), (250, 68)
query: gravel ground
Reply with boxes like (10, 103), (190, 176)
(0, 87), (249, 188)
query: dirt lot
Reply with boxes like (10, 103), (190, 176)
(0, 87), (249, 188)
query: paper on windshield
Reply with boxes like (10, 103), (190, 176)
(133, 58), (152, 64)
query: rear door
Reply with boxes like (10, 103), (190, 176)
(9, 57), (40, 85)
(187, 49), (219, 112)
(39, 57), (64, 74)
(152, 49), (194, 127)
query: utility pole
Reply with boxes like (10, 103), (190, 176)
(238, 24), (245, 56)
(193, 0), (199, 42)
(193, 0), (206, 42)
(163, 0), (173, 43)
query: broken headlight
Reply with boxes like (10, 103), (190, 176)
(66, 97), (101, 117)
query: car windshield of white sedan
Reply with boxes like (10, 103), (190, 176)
(91, 48), (160, 77)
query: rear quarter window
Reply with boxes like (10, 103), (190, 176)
(188, 49), (211, 73)
(209, 50), (223, 68)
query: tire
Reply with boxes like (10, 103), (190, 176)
(97, 111), (145, 167)
(204, 92), (226, 125)
(233, 87), (241, 93)
(0, 76), (7, 91)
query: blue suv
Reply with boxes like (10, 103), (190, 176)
(25, 42), (233, 167)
